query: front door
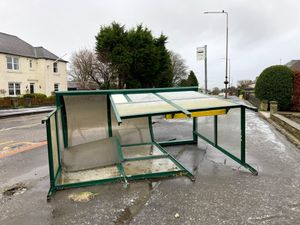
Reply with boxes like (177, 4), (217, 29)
(30, 83), (34, 94)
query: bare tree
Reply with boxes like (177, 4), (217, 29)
(70, 49), (117, 89)
(237, 80), (253, 89)
(170, 51), (188, 86)
(211, 87), (220, 95)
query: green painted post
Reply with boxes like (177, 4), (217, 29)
(241, 106), (246, 164)
(193, 117), (198, 143)
(106, 95), (113, 137)
(45, 118), (56, 199)
(148, 116), (155, 142)
(153, 93), (191, 117)
(214, 115), (218, 146)
(56, 94), (68, 148)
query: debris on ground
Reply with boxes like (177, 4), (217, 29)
(2, 183), (27, 196)
(175, 213), (180, 218)
(68, 191), (96, 202)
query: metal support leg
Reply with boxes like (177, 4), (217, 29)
(241, 107), (246, 164)
(193, 117), (198, 144)
(214, 115), (218, 146)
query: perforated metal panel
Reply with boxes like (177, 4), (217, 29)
(63, 95), (108, 146)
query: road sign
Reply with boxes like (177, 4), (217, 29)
(196, 47), (205, 61)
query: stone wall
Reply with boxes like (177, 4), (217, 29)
(271, 113), (300, 141)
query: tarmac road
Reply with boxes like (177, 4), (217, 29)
(0, 110), (300, 225)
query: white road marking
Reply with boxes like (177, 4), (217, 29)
(0, 123), (41, 132)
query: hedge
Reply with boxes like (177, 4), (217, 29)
(255, 65), (293, 111)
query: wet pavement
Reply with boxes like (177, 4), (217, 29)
(0, 106), (54, 118)
(1, 109), (300, 225)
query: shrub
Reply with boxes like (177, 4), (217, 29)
(23, 93), (47, 99)
(23, 93), (34, 98)
(255, 65), (293, 111)
(33, 93), (47, 99)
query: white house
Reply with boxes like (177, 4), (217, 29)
(0, 32), (67, 97)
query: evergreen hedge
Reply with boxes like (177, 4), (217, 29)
(255, 65), (293, 110)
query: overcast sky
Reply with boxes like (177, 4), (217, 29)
(1, 0), (300, 89)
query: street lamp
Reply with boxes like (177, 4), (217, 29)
(204, 10), (229, 99)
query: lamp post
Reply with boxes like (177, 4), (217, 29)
(204, 10), (229, 99)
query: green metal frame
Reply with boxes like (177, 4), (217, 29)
(44, 87), (258, 199)
(194, 105), (258, 175)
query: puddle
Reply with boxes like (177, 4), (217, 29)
(3, 183), (27, 196)
(114, 181), (160, 225)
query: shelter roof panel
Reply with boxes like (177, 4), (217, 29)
(158, 91), (207, 100)
(127, 93), (161, 102)
(115, 101), (178, 117)
(172, 98), (238, 110)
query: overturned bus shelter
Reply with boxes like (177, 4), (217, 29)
(43, 86), (258, 199)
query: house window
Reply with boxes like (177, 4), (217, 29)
(54, 83), (59, 92)
(29, 60), (33, 69)
(7, 56), (20, 70)
(8, 83), (21, 96)
(53, 62), (58, 73)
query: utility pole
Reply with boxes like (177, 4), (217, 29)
(204, 45), (208, 94)
(204, 10), (229, 98)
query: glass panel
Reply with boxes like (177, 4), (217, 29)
(59, 165), (120, 184)
(173, 98), (238, 110)
(197, 116), (214, 143)
(8, 83), (15, 95)
(13, 57), (19, 70)
(57, 109), (65, 152)
(6, 56), (12, 69)
(152, 117), (193, 142)
(13, 57), (19, 64)
(50, 115), (59, 176)
(13, 63), (19, 70)
(53, 62), (58, 73)
(127, 93), (160, 102)
(158, 91), (207, 100)
(115, 101), (178, 117)
(123, 158), (180, 176)
(7, 62), (12, 70)
(54, 84), (59, 91)
(217, 108), (241, 160)
(15, 83), (20, 95)
(112, 115), (151, 145)
(6, 56), (12, 63)
(111, 94), (128, 103)
(122, 144), (165, 158)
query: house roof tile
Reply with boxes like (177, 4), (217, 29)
(0, 32), (67, 62)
